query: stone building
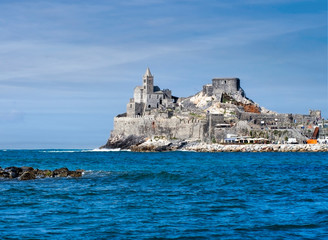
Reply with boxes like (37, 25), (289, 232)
(203, 78), (245, 100)
(108, 69), (324, 145)
(127, 68), (175, 117)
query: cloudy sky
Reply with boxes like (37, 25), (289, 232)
(0, 0), (327, 149)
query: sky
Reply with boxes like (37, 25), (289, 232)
(0, 0), (327, 149)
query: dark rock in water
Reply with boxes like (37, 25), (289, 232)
(4, 167), (22, 178)
(20, 171), (36, 181)
(0, 171), (10, 178)
(36, 169), (52, 178)
(21, 166), (34, 172)
(101, 134), (145, 149)
(0, 167), (84, 180)
(53, 168), (69, 177)
(68, 169), (83, 178)
(5, 166), (22, 174)
(155, 143), (173, 152)
(10, 171), (19, 178)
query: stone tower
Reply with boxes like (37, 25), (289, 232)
(143, 67), (154, 95)
(212, 78), (240, 95)
(202, 77), (245, 100)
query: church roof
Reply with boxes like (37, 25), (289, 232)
(153, 86), (160, 92)
(144, 67), (152, 77)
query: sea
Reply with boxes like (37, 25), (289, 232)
(0, 150), (327, 239)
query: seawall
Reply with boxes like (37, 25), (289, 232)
(112, 116), (205, 140)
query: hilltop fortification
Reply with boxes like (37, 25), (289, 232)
(101, 68), (325, 150)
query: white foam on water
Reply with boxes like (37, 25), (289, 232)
(176, 149), (196, 152)
(39, 150), (81, 153)
(38, 148), (131, 153)
(82, 170), (112, 177)
(83, 148), (131, 152)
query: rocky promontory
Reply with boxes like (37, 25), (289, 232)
(101, 134), (145, 149)
(0, 167), (84, 181)
(102, 135), (328, 152)
(132, 142), (328, 152)
(102, 69), (327, 151)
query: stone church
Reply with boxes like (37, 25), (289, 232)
(126, 68), (176, 117)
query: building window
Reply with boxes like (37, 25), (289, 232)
(130, 104), (132, 108)
(144, 80), (146, 83)
(144, 86), (146, 89)
(148, 105), (151, 108)
(225, 80), (226, 84)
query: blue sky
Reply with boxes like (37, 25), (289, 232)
(0, 0), (327, 149)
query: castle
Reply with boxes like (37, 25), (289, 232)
(126, 68), (177, 117)
(203, 78), (245, 101)
(104, 68), (325, 147)
(126, 68), (246, 117)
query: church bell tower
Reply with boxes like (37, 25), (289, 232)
(143, 67), (154, 95)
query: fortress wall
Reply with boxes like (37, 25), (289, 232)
(293, 114), (316, 124)
(112, 116), (205, 140)
(212, 78), (240, 95)
(203, 85), (213, 96)
(239, 112), (319, 126)
(127, 102), (144, 117)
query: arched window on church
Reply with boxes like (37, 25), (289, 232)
(148, 105), (151, 108)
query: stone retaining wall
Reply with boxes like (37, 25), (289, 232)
(112, 116), (205, 140)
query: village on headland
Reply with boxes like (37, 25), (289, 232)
(101, 68), (328, 152)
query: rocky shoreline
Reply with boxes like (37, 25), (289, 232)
(105, 135), (328, 152)
(182, 143), (328, 152)
(131, 142), (328, 152)
(0, 167), (84, 180)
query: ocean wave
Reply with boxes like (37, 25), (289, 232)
(82, 170), (112, 177)
(82, 148), (131, 152)
(37, 148), (131, 153)
(39, 150), (80, 153)
(82, 170), (183, 181)
(176, 149), (196, 152)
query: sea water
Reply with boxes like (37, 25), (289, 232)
(0, 150), (327, 239)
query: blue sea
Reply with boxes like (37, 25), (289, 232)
(0, 150), (327, 239)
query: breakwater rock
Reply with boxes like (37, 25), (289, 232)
(0, 167), (84, 181)
(101, 134), (146, 149)
(183, 143), (328, 152)
(130, 138), (187, 152)
(127, 137), (328, 152)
